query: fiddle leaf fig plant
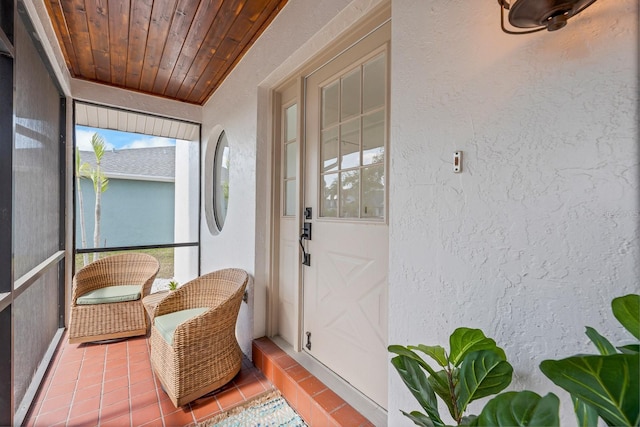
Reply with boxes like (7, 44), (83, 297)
(389, 327), (560, 426)
(473, 391), (560, 427)
(540, 294), (640, 427)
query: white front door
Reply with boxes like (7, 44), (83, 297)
(301, 22), (390, 409)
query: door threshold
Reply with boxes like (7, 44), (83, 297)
(253, 336), (387, 426)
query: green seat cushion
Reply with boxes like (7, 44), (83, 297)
(76, 285), (142, 305)
(154, 307), (208, 344)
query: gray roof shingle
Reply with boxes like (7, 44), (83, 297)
(78, 146), (175, 179)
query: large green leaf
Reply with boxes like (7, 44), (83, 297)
(617, 344), (639, 354)
(455, 350), (513, 415)
(90, 133), (107, 160)
(411, 344), (448, 367)
(390, 345), (448, 390)
(459, 415), (478, 426)
(449, 328), (505, 367)
(612, 294), (640, 340)
(572, 394), (599, 427)
(401, 410), (437, 427)
(390, 345), (439, 376)
(540, 353), (640, 427)
(428, 370), (457, 420)
(391, 355), (445, 426)
(474, 391), (560, 426)
(585, 327), (617, 355)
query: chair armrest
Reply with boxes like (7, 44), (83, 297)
(172, 290), (244, 348)
(152, 288), (189, 318)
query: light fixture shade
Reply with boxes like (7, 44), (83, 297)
(508, 0), (598, 31)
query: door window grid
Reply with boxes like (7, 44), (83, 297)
(319, 52), (386, 219)
(283, 103), (297, 217)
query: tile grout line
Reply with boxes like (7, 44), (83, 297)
(126, 340), (133, 427)
(32, 343), (56, 425)
(40, 340), (68, 426)
(64, 346), (83, 426)
(97, 345), (108, 426)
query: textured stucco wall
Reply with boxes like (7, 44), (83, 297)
(389, 0), (638, 425)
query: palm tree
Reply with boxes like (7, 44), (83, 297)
(75, 148), (90, 266)
(89, 133), (109, 262)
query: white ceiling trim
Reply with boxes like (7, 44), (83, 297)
(75, 103), (200, 141)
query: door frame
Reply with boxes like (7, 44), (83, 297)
(267, 0), (391, 347)
(258, 2), (391, 422)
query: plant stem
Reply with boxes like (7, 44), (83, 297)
(445, 365), (461, 424)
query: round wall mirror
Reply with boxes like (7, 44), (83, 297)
(204, 128), (230, 234)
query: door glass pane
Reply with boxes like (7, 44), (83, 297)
(363, 54), (386, 112)
(285, 104), (297, 141)
(322, 82), (339, 128)
(322, 127), (339, 173)
(363, 110), (384, 165)
(362, 164), (384, 218)
(341, 118), (360, 169)
(285, 142), (296, 179)
(341, 68), (361, 121)
(340, 170), (359, 218)
(316, 48), (388, 220)
(321, 173), (338, 217)
(284, 180), (296, 216)
(283, 103), (297, 217)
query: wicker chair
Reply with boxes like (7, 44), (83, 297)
(150, 268), (249, 407)
(68, 253), (160, 344)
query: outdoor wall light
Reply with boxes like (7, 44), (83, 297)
(498, 0), (598, 34)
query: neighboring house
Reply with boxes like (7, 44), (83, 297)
(76, 147), (176, 248)
(2, 1), (637, 426)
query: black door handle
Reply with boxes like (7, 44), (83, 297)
(299, 222), (312, 266)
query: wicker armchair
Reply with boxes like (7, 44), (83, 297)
(150, 268), (249, 407)
(68, 253), (160, 344)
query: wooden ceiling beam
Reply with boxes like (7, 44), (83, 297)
(151, 0), (200, 95)
(139, 0), (177, 92)
(85, 0), (112, 82)
(61, 0), (96, 79)
(125, 0), (153, 89)
(108, 0), (130, 87)
(162, 0), (223, 99)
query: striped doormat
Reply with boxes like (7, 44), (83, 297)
(197, 391), (307, 427)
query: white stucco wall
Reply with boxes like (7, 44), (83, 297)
(389, 0), (638, 425)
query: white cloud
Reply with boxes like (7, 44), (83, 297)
(123, 136), (175, 149)
(75, 129), (115, 151)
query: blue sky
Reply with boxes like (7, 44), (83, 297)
(75, 125), (176, 151)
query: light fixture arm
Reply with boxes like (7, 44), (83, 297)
(498, 0), (546, 35)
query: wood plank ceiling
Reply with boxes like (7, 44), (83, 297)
(45, 0), (288, 105)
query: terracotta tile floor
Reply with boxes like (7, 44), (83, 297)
(24, 333), (375, 427)
(252, 338), (373, 427)
(24, 333), (274, 427)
